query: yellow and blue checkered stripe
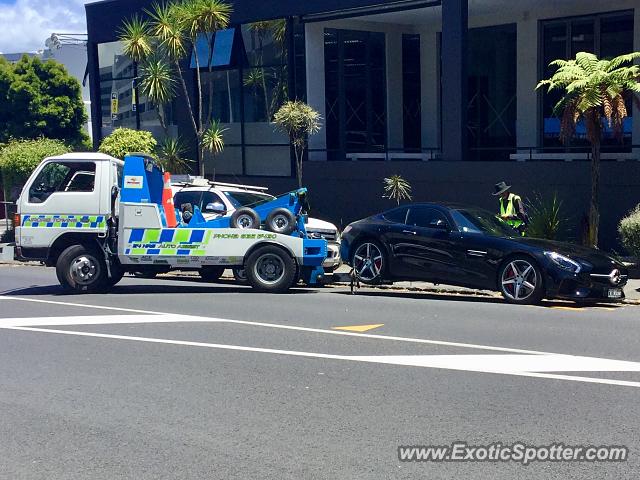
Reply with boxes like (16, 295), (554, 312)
(125, 229), (212, 256)
(22, 215), (107, 229)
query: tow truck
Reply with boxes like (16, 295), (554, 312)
(14, 153), (327, 293)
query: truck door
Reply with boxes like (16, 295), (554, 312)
(19, 159), (104, 252)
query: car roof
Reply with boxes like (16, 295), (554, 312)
(46, 152), (121, 162)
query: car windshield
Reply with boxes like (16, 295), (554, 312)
(223, 191), (275, 209)
(451, 208), (518, 237)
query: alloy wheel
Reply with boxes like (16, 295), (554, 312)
(501, 259), (537, 301)
(353, 243), (384, 282)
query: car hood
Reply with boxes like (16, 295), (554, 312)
(510, 237), (623, 270)
(306, 217), (338, 232)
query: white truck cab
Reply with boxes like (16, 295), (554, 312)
(15, 153), (327, 294)
(16, 152), (123, 263)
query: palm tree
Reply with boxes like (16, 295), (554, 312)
(537, 51), (640, 247)
(383, 175), (412, 206)
(139, 56), (176, 136)
(157, 136), (193, 173)
(120, 0), (232, 168)
(273, 101), (322, 188)
(201, 120), (227, 178)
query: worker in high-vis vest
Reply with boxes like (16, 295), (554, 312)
(493, 181), (528, 236)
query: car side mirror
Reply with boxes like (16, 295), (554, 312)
(431, 220), (451, 232)
(204, 202), (226, 214)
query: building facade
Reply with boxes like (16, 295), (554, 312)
(85, 0), (640, 248)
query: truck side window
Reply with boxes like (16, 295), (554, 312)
(28, 162), (96, 203)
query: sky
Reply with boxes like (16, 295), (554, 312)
(0, 0), (90, 53)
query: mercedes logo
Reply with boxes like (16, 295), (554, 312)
(609, 269), (621, 286)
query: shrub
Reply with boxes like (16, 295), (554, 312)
(98, 128), (157, 159)
(619, 205), (640, 258)
(0, 138), (70, 194)
(526, 192), (568, 241)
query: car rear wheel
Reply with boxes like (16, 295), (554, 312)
(246, 246), (297, 293)
(352, 241), (386, 284)
(499, 256), (544, 305)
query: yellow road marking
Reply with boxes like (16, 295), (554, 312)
(332, 324), (384, 333)
(550, 306), (586, 311)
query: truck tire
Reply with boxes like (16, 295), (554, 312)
(266, 208), (296, 235)
(105, 262), (125, 288)
(245, 246), (297, 293)
(232, 267), (248, 284)
(230, 207), (260, 229)
(200, 266), (225, 282)
(56, 244), (108, 293)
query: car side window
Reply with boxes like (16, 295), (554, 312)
(174, 191), (202, 211)
(406, 206), (450, 229)
(28, 162), (96, 203)
(382, 206), (409, 224)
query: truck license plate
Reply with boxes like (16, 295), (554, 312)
(607, 289), (622, 299)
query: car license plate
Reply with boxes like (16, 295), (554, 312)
(607, 289), (622, 299)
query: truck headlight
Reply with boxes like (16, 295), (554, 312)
(544, 251), (582, 273)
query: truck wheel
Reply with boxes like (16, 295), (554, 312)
(56, 244), (107, 293)
(246, 246), (297, 293)
(200, 266), (225, 282)
(266, 208), (296, 235)
(233, 267), (248, 284)
(231, 207), (260, 229)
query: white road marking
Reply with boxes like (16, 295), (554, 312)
(4, 325), (640, 389)
(0, 296), (550, 354)
(3, 295), (640, 389)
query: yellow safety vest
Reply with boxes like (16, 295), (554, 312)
(500, 193), (524, 229)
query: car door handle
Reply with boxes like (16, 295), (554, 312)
(402, 230), (417, 235)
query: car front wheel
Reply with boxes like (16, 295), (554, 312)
(352, 241), (386, 284)
(499, 256), (544, 305)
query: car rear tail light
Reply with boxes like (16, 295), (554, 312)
(13, 213), (20, 227)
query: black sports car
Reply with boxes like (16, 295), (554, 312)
(340, 203), (628, 305)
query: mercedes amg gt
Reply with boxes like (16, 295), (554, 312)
(340, 203), (628, 305)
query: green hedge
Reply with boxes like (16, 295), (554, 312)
(0, 138), (70, 193)
(619, 205), (640, 258)
(98, 128), (157, 160)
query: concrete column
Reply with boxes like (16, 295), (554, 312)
(386, 31), (404, 153)
(634, 7), (640, 159)
(305, 22), (327, 161)
(441, 0), (468, 161)
(516, 16), (539, 152)
(420, 30), (440, 155)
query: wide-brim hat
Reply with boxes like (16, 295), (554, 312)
(493, 181), (511, 196)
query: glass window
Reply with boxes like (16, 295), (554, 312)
(223, 191), (275, 208)
(382, 206), (409, 224)
(541, 12), (634, 149)
(324, 29), (387, 160)
(98, 41), (137, 137)
(402, 34), (421, 151)
(406, 206), (450, 229)
(451, 208), (515, 237)
(243, 65), (287, 123)
(174, 191), (204, 211)
(29, 162), (96, 203)
(467, 24), (517, 161)
(242, 20), (287, 67)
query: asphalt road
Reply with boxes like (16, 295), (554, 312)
(1, 265), (640, 479)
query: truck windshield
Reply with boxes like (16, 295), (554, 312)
(223, 191), (274, 209)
